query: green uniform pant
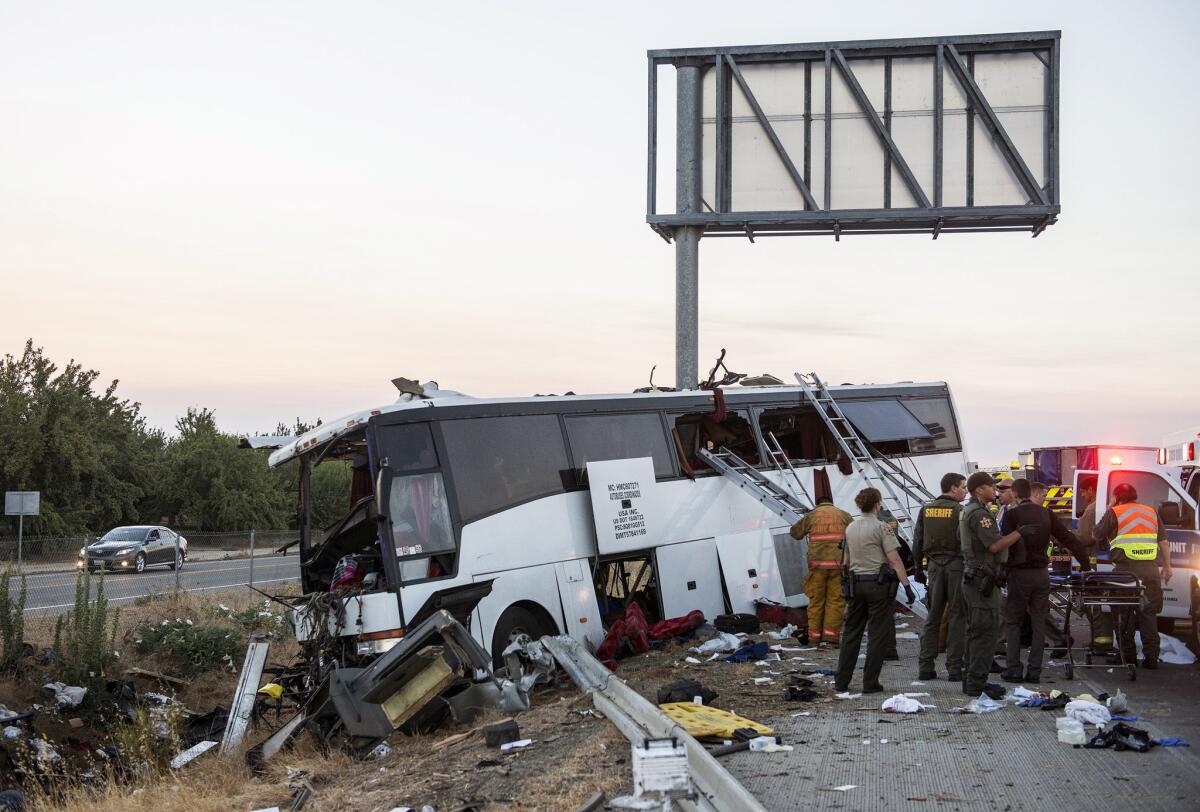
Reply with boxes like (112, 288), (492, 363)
(919, 557), (964, 674)
(835, 581), (893, 692)
(1114, 560), (1164, 662)
(962, 580), (1001, 692)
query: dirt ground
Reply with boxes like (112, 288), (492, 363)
(7, 593), (861, 812)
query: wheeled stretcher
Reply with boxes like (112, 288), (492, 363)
(1047, 572), (1144, 681)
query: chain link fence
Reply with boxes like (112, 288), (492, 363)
(0, 530), (305, 614)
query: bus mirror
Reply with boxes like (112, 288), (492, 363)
(375, 467), (394, 518)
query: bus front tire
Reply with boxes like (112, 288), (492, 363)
(490, 604), (556, 670)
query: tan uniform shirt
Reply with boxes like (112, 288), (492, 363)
(844, 513), (900, 575)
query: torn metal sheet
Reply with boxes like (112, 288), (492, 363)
(220, 640), (270, 754)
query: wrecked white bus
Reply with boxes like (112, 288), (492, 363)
(267, 380), (969, 667)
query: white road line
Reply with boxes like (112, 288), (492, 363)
(17, 555), (300, 580)
(23, 577), (299, 613)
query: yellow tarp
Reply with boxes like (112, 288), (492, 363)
(659, 703), (773, 738)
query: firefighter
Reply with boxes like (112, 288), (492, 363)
(959, 473), (1023, 698)
(790, 495), (854, 647)
(912, 472), (968, 682)
(1094, 483), (1173, 669)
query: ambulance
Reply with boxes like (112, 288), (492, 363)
(1054, 433), (1200, 631)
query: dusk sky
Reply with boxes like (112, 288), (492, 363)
(2, 1), (1196, 464)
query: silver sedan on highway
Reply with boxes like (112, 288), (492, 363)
(78, 526), (188, 573)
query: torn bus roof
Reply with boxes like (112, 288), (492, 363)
(267, 378), (953, 468)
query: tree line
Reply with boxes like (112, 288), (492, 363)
(0, 341), (351, 535)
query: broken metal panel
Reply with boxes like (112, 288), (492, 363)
(655, 539), (726, 621)
(220, 640), (270, 754)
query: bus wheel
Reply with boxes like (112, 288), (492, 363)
(491, 604), (556, 670)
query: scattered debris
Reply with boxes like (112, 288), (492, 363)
(950, 695), (1004, 714)
(895, 632), (919, 640)
(785, 687), (819, 702)
(485, 719), (521, 748)
(1085, 722), (1156, 753)
(499, 738), (533, 751)
(715, 613), (761, 635)
(126, 667), (187, 687)
(1135, 632), (1196, 665)
(656, 679), (717, 706)
(724, 642), (770, 663)
(658, 703), (772, 738)
(370, 743), (392, 759)
(42, 682), (86, 708)
(835, 692), (862, 701)
(649, 610), (706, 642)
(1107, 690), (1129, 713)
(220, 640), (270, 754)
(1155, 738), (1190, 747)
(1065, 700), (1111, 727)
(747, 736), (792, 753)
(882, 695), (929, 714)
(170, 740), (218, 769)
(1057, 717), (1087, 745)
(690, 632), (743, 655)
(631, 737), (690, 797)
(432, 729), (478, 751)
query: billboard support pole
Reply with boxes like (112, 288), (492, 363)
(675, 62), (702, 390)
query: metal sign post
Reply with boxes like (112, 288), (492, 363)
(4, 492), (41, 571)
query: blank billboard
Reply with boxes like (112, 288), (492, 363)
(648, 32), (1060, 239)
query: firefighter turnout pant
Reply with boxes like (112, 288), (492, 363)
(804, 568), (844, 645)
(1114, 560), (1164, 663)
(919, 557), (965, 676)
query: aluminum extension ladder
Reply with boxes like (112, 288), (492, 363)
(698, 447), (809, 525)
(793, 371), (935, 543)
(763, 430), (816, 509)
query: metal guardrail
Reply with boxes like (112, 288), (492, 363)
(541, 634), (768, 812)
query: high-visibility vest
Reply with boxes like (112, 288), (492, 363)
(806, 505), (850, 569)
(1110, 502), (1160, 561)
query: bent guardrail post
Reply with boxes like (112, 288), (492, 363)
(541, 634), (768, 812)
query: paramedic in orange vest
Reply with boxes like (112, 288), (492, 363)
(1094, 483), (1174, 669)
(790, 496), (854, 647)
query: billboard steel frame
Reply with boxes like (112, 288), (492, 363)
(647, 31), (1061, 388)
(647, 31), (1061, 241)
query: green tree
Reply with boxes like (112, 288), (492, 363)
(159, 408), (291, 531)
(0, 340), (163, 534)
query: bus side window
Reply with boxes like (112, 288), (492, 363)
(759, 407), (835, 464)
(564, 413), (675, 484)
(673, 410), (758, 470)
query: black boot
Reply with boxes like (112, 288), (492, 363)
(1141, 657), (1159, 670)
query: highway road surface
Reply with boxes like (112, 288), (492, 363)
(18, 554), (300, 612)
